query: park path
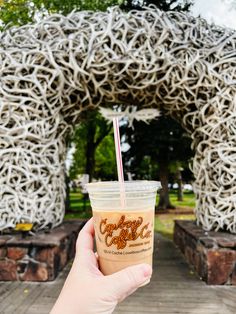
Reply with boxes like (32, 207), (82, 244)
(0, 233), (235, 314)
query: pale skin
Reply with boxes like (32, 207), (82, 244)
(51, 218), (152, 314)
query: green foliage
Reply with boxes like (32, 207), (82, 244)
(0, 0), (36, 28)
(133, 155), (159, 180)
(95, 134), (116, 180)
(69, 111), (116, 181)
(38, 0), (123, 14)
(123, 116), (194, 181)
(0, 0), (122, 29)
(69, 127), (87, 180)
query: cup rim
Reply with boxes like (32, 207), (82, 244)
(86, 180), (161, 193)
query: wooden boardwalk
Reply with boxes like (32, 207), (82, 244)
(0, 233), (235, 314)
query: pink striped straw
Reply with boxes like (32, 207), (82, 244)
(113, 117), (126, 208)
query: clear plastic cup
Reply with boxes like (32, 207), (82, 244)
(86, 181), (161, 276)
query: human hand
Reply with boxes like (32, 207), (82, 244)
(51, 218), (152, 314)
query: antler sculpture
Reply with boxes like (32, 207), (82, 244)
(0, 6), (236, 232)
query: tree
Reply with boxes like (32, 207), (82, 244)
(0, 0), (122, 30)
(70, 110), (115, 181)
(169, 161), (188, 202)
(69, 110), (116, 215)
(95, 133), (117, 181)
(123, 116), (194, 210)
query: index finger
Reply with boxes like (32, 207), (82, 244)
(76, 218), (95, 251)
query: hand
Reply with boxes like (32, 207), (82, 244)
(51, 218), (152, 314)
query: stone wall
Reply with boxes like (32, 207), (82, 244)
(0, 220), (86, 281)
(174, 220), (236, 285)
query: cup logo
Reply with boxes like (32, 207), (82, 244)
(99, 215), (151, 249)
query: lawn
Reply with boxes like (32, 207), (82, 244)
(155, 191), (196, 239)
(155, 213), (195, 239)
(65, 191), (92, 219)
(65, 190), (196, 238)
(169, 191), (196, 208)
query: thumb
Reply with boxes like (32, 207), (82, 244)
(106, 264), (152, 302)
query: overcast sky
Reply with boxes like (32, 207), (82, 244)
(191, 0), (236, 29)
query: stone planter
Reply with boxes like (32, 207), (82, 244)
(174, 220), (236, 285)
(0, 220), (86, 281)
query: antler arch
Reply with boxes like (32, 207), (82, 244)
(0, 6), (236, 232)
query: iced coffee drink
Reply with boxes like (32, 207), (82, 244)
(86, 181), (160, 276)
(93, 209), (154, 275)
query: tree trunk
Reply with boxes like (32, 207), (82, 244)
(83, 125), (96, 214)
(176, 167), (183, 202)
(85, 123), (96, 182)
(157, 160), (175, 211)
(64, 136), (71, 214)
(65, 172), (71, 214)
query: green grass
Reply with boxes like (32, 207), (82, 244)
(169, 191), (195, 208)
(155, 217), (172, 239)
(65, 190), (196, 239)
(154, 214), (195, 240)
(154, 191), (196, 239)
(64, 191), (92, 219)
(67, 190), (195, 213)
(65, 212), (91, 219)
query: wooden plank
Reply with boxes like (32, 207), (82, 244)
(0, 282), (22, 308)
(24, 303), (53, 314)
(0, 233), (236, 314)
(1, 283), (32, 312)
(14, 284), (43, 314)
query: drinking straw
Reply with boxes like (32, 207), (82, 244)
(113, 117), (126, 207)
